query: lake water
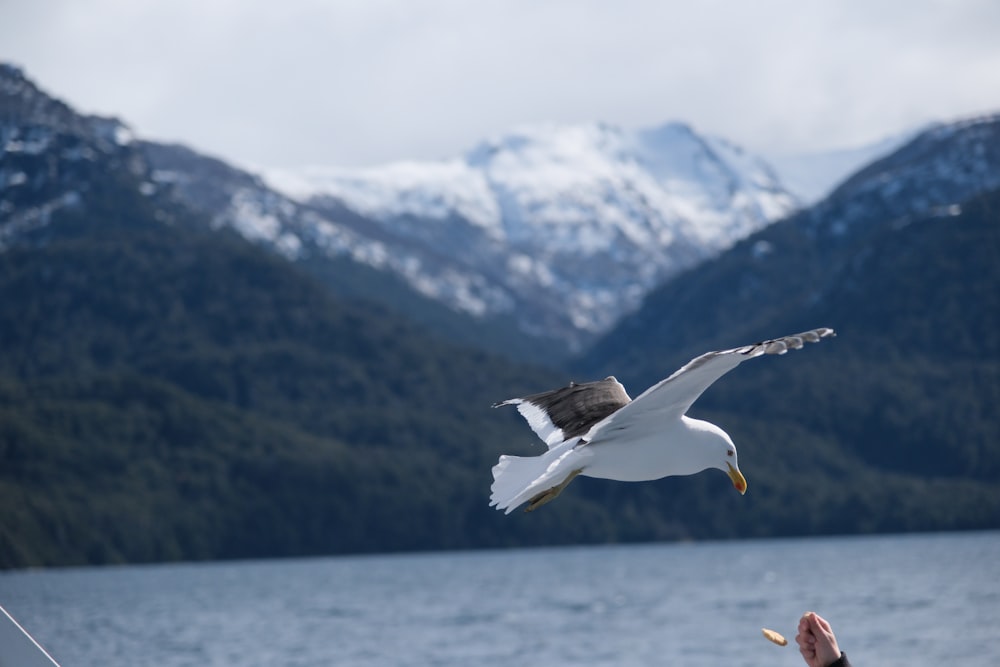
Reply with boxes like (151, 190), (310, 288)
(1, 531), (998, 667)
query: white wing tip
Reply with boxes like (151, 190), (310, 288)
(761, 327), (835, 355)
(765, 341), (788, 354)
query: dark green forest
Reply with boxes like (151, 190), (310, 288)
(0, 171), (578, 567)
(1, 80), (998, 568)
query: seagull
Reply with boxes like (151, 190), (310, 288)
(490, 328), (835, 514)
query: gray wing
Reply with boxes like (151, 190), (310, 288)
(585, 328), (835, 443)
(494, 376), (632, 449)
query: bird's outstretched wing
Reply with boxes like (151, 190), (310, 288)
(585, 328), (835, 444)
(493, 376), (631, 449)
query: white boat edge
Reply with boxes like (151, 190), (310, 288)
(0, 604), (62, 667)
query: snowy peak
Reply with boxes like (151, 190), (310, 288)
(263, 121), (798, 344)
(635, 121), (778, 197)
(636, 122), (795, 234)
(279, 121), (797, 251)
(272, 159), (502, 235)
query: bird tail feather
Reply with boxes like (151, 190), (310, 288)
(490, 441), (587, 514)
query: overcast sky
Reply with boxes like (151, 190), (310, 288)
(3, 0), (999, 170)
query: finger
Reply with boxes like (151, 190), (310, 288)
(810, 613), (834, 636)
(795, 628), (816, 643)
(798, 613), (812, 633)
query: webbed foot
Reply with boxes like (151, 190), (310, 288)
(524, 469), (583, 512)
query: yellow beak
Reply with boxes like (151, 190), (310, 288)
(727, 462), (747, 495)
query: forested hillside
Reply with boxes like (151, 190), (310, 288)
(574, 185), (1000, 537)
(0, 153), (587, 567)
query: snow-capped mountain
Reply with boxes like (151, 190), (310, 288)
(2, 64), (800, 349)
(16, 60), (993, 360)
(265, 122), (798, 345)
(582, 110), (1000, 383)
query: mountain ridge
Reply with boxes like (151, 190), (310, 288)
(765, 130), (918, 204)
(265, 120), (800, 346)
(9, 61), (973, 357)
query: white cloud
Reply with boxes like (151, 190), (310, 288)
(2, 0), (999, 169)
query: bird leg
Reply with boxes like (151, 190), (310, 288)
(525, 469), (583, 512)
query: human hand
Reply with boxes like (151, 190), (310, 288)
(795, 611), (842, 667)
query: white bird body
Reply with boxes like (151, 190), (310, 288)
(490, 328), (835, 514)
(583, 416), (735, 482)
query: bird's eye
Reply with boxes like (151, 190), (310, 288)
(727, 450), (734, 457)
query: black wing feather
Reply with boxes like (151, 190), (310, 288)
(518, 376), (631, 440)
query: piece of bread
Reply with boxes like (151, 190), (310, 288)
(762, 627), (788, 646)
